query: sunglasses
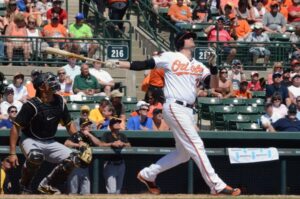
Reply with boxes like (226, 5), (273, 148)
(220, 71), (228, 74)
(10, 110), (17, 113)
(140, 108), (149, 111)
(58, 72), (66, 75)
(273, 98), (281, 101)
(28, 21), (36, 24)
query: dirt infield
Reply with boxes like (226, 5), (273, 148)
(1, 194), (300, 199)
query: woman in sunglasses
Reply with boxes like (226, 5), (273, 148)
(211, 67), (233, 99)
(271, 92), (288, 118)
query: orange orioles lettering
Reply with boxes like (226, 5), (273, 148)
(171, 60), (204, 76)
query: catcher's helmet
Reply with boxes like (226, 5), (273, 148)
(33, 72), (60, 92)
(174, 31), (197, 51)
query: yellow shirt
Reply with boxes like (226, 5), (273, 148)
(0, 168), (6, 194)
(89, 108), (104, 125)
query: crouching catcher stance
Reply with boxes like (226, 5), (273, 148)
(8, 72), (92, 194)
(105, 31), (241, 196)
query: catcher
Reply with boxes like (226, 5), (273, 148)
(8, 72), (93, 194)
(64, 118), (103, 194)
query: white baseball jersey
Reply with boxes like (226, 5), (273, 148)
(153, 52), (210, 104)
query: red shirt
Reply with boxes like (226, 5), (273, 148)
(46, 8), (68, 24)
(208, 28), (232, 46)
(288, 5), (300, 22)
(247, 81), (262, 91)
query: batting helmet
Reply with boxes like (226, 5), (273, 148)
(174, 31), (197, 51)
(33, 72), (60, 92)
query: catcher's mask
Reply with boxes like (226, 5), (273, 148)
(33, 72), (61, 92)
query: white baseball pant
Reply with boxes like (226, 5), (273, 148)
(139, 101), (227, 194)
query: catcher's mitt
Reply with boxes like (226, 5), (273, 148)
(78, 145), (93, 164)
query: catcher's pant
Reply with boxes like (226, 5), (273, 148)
(68, 167), (90, 194)
(20, 136), (72, 164)
(103, 160), (125, 194)
(139, 101), (227, 194)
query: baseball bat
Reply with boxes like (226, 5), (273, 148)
(45, 47), (105, 64)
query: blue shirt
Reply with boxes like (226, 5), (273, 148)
(272, 117), (300, 132)
(0, 119), (13, 129)
(17, 0), (26, 11)
(127, 116), (153, 130)
(100, 119), (110, 130)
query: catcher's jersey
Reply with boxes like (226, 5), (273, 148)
(153, 52), (210, 104)
(14, 94), (71, 140)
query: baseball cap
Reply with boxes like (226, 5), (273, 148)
(31, 69), (41, 77)
(253, 22), (263, 29)
(288, 104), (297, 114)
(4, 87), (14, 94)
(109, 117), (122, 126)
(153, 108), (162, 115)
(273, 72), (282, 78)
(14, 72), (24, 80)
(80, 105), (90, 112)
(175, 31), (197, 43)
(292, 51), (300, 60)
(75, 13), (84, 20)
(110, 89), (124, 98)
(136, 100), (150, 110)
(217, 16), (226, 22)
(79, 118), (92, 127)
(292, 74), (300, 81)
(270, 0), (279, 6)
(251, 71), (259, 76)
(232, 59), (242, 66)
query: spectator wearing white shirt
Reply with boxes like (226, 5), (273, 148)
(8, 72), (28, 103)
(57, 68), (73, 96)
(62, 57), (81, 81)
(0, 87), (22, 119)
(271, 92), (288, 118)
(288, 74), (300, 104)
(89, 60), (115, 96)
(296, 96), (300, 120)
(261, 103), (282, 131)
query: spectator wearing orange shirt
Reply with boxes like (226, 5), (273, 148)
(152, 108), (170, 131)
(26, 69), (41, 98)
(229, 13), (251, 41)
(234, 81), (252, 99)
(220, 0), (238, 14)
(42, 13), (68, 49)
(288, 0), (300, 25)
(168, 0), (193, 26)
(147, 90), (163, 118)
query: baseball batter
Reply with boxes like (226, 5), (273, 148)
(105, 31), (241, 196)
(8, 72), (91, 194)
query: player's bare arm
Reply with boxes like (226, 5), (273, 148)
(9, 124), (20, 167)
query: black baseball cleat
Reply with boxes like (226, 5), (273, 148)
(215, 185), (241, 196)
(137, 172), (161, 195)
(37, 178), (61, 195)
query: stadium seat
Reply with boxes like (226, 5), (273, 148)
(245, 98), (265, 106)
(223, 114), (250, 130)
(236, 122), (262, 131)
(236, 106), (260, 115)
(197, 98), (222, 124)
(252, 91), (266, 99)
(221, 98), (246, 106)
(209, 105), (237, 130)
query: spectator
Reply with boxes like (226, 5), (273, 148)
(271, 92), (288, 117)
(290, 25), (300, 53)
(282, 68), (292, 87)
(147, 90), (163, 118)
(296, 95), (300, 119)
(288, 0), (300, 25)
(73, 64), (101, 96)
(5, 13), (30, 66)
(211, 67), (233, 98)
(98, 104), (115, 130)
(233, 80), (252, 98)
(0, 16), (7, 62)
(62, 56), (81, 81)
(74, 105), (97, 131)
(23, 0), (42, 26)
(65, 118), (104, 195)
(46, 0), (67, 26)
(261, 103), (282, 130)
(288, 74), (300, 104)
(0, 157), (12, 194)
(89, 59), (115, 97)
(69, 13), (99, 58)
(42, 12), (68, 50)
(36, 0), (52, 26)
(57, 68), (73, 96)
(89, 98), (110, 126)
(245, 22), (271, 66)
(222, 4), (234, 27)
(229, 13), (251, 41)
(110, 90), (126, 129)
(228, 59), (247, 91)
(263, 0), (286, 33)
(6, 0), (19, 23)
(25, 69), (41, 98)
(209, 0), (221, 14)
(0, 87), (22, 118)
(267, 73), (290, 104)
(220, 1), (237, 15)
(267, 62), (283, 85)
(8, 72), (28, 103)
(108, 0), (130, 31)
(236, 0), (252, 21)
(168, 0), (193, 26)
(127, 101), (153, 130)
(152, 0), (171, 14)
(0, 105), (17, 129)
(192, 0), (213, 23)
(206, 16), (237, 66)
(267, 103), (300, 132)
(248, 71), (263, 91)
(250, 0), (266, 22)
(290, 59), (300, 77)
(152, 108), (169, 131)
(102, 117), (131, 194)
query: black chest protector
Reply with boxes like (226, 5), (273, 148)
(23, 95), (65, 140)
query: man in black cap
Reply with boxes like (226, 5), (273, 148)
(267, 104), (300, 132)
(101, 117), (131, 194)
(266, 72), (290, 105)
